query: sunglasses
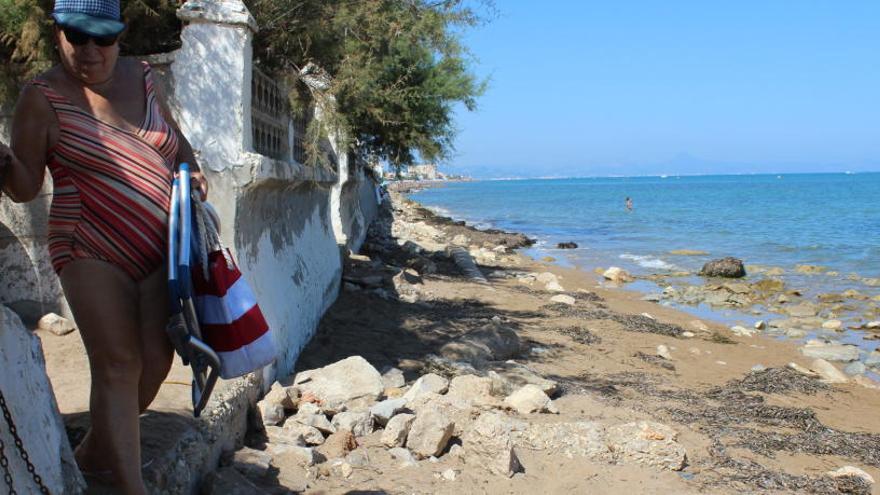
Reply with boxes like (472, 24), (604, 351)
(62, 26), (120, 47)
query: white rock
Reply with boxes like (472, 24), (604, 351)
(37, 313), (77, 336)
(545, 280), (566, 292)
(536, 272), (558, 284)
(292, 356), (384, 414)
(331, 411), (373, 437)
(281, 422), (325, 446)
(446, 375), (498, 407)
(292, 403), (335, 434)
(516, 421), (607, 460)
(406, 410), (455, 458)
(656, 345), (672, 360)
(800, 340), (860, 362)
(263, 382), (298, 411)
(754, 320), (766, 330)
(381, 413), (416, 448)
(827, 466), (875, 485)
(605, 421), (687, 471)
(690, 320), (710, 332)
(452, 234), (470, 246)
(441, 468), (458, 481)
(388, 447), (418, 467)
(810, 359), (849, 384)
(370, 398), (408, 426)
(681, 331), (695, 338)
(822, 320), (844, 331)
(504, 384), (558, 414)
(489, 362), (558, 396)
(265, 426), (306, 447)
(550, 294), (576, 305)
(402, 373), (449, 402)
(866, 321), (880, 330)
(730, 325), (757, 337)
(603, 267), (633, 283)
(257, 399), (286, 427)
(381, 367), (406, 389)
(462, 412), (524, 478)
(787, 362), (819, 377)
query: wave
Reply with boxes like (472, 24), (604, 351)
(619, 253), (679, 271)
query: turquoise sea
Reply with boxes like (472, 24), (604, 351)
(410, 173), (880, 332)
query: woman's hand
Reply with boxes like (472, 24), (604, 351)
(190, 170), (209, 201)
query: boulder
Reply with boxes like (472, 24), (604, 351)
(810, 359), (849, 384)
(263, 382), (298, 411)
(550, 294), (577, 305)
(557, 242), (578, 249)
(462, 412), (524, 478)
(656, 345), (672, 360)
(446, 375), (498, 407)
(605, 421), (687, 471)
(381, 413), (416, 448)
(264, 426), (306, 447)
(37, 313), (77, 336)
(822, 320), (844, 331)
(407, 392), (476, 437)
(439, 324), (521, 364)
(256, 399), (285, 427)
(504, 384), (558, 414)
(514, 421), (607, 459)
(292, 403), (335, 434)
(800, 340), (860, 362)
(370, 398), (408, 426)
(864, 351), (880, 368)
(381, 367), (406, 389)
(331, 411), (373, 437)
(232, 447), (273, 479)
(281, 422), (325, 446)
(292, 356), (384, 414)
(699, 257), (746, 278)
(406, 410), (455, 458)
(730, 325), (757, 337)
(536, 272), (559, 284)
(318, 430), (357, 460)
(388, 447), (418, 467)
(402, 373), (449, 402)
(786, 303), (820, 318)
(603, 267), (634, 283)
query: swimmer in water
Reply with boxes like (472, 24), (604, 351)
(625, 197), (633, 212)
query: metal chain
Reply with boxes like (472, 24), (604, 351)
(0, 389), (51, 494)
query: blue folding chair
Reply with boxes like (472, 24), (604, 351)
(166, 163), (221, 417)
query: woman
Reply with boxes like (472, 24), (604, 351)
(0, 0), (207, 492)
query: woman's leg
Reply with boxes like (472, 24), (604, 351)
(136, 265), (174, 412)
(61, 259), (147, 495)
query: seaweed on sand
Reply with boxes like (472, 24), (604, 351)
(718, 367), (830, 396)
(553, 326), (602, 345)
(544, 303), (686, 337)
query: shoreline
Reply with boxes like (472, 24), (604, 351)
(402, 181), (880, 376)
(227, 189), (880, 494)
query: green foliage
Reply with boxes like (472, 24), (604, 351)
(247, 0), (490, 168)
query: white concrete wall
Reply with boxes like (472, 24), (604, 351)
(0, 306), (84, 493)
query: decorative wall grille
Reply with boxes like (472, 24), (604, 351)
(251, 68), (288, 160)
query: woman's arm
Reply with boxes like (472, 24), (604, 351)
(0, 85), (54, 203)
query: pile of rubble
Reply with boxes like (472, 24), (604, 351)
(203, 354), (690, 492)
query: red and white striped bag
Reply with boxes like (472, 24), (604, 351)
(191, 201), (276, 379)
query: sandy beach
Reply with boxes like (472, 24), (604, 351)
(187, 186), (879, 495)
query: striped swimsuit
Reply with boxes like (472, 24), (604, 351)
(31, 63), (180, 281)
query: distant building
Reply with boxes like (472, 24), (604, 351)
(404, 163), (440, 180)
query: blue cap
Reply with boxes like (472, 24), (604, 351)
(52, 0), (125, 37)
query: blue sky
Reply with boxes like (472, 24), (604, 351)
(447, 1), (880, 178)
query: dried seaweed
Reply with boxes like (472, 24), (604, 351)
(718, 368), (830, 396)
(553, 326), (602, 345)
(543, 304), (685, 337)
